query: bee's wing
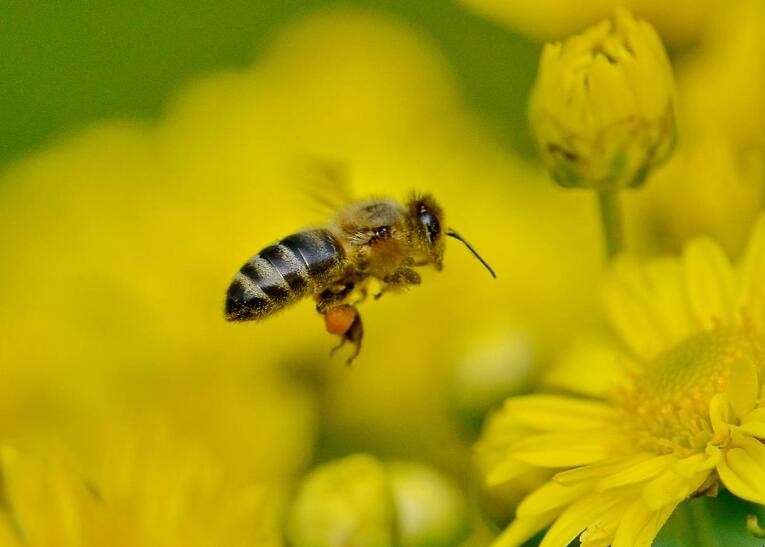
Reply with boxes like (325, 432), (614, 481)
(291, 157), (356, 218)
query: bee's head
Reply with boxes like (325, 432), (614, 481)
(408, 194), (446, 270)
(408, 193), (496, 278)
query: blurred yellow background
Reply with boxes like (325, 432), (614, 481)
(0, 1), (763, 546)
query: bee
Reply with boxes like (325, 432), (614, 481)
(224, 193), (495, 363)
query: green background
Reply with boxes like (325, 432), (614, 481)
(0, 0), (539, 169)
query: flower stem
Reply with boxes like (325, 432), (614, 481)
(596, 189), (624, 259)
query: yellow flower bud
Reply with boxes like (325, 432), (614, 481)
(386, 461), (469, 547)
(529, 8), (676, 190)
(284, 455), (470, 547)
(284, 454), (396, 547)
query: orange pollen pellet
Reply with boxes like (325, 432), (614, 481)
(324, 306), (357, 335)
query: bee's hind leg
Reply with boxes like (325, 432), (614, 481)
(323, 304), (364, 365)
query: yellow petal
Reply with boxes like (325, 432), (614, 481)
(717, 451), (765, 505)
(728, 356), (759, 420)
(709, 393), (730, 442)
(744, 407), (765, 422)
(727, 448), (765, 497)
(580, 502), (628, 546)
(672, 451), (720, 477)
(642, 259), (695, 347)
(517, 480), (592, 517)
(541, 334), (634, 399)
(642, 468), (707, 510)
(491, 511), (558, 547)
(738, 214), (765, 325)
(510, 432), (620, 468)
(739, 408), (765, 438)
(612, 500), (653, 547)
(683, 237), (736, 328)
(555, 455), (653, 486)
(635, 503), (678, 546)
(500, 395), (615, 432)
(603, 257), (669, 360)
(540, 493), (621, 547)
(731, 431), (765, 461)
(613, 500), (677, 547)
(595, 455), (674, 491)
(737, 422), (765, 439)
(486, 458), (532, 487)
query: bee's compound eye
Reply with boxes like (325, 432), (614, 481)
(418, 210), (440, 243)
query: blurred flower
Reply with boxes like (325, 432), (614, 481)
(285, 454), (468, 547)
(679, 0), (765, 152)
(626, 134), (765, 257)
(0, 437), (284, 547)
(388, 461), (470, 547)
(457, 0), (713, 48)
(477, 214), (765, 546)
(529, 9), (676, 191)
(449, 327), (535, 426)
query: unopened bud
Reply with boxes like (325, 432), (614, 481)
(529, 8), (676, 190)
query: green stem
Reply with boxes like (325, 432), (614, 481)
(687, 499), (717, 547)
(596, 189), (624, 259)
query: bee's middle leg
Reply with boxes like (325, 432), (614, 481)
(374, 267), (421, 300)
(315, 282), (355, 314)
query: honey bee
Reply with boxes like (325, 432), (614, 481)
(224, 193), (495, 363)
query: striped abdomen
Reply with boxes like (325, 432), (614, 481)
(225, 229), (345, 321)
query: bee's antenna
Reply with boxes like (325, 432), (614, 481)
(446, 228), (496, 278)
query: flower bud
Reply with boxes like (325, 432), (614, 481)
(284, 455), (470, 547)
(284, 454), (396, 547)
(386, 461), (469, 547)
(529, 8), (676, 190)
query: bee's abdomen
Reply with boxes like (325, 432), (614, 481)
(225, 229), (344, 321)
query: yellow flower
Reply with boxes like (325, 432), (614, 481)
(529, 9), (676, 190)
(0, 438), (284, 547)
(477, 214), (765, 546)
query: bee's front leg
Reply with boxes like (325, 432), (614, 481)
(322, 304), (363, 365)
(374, 267), (421, 300)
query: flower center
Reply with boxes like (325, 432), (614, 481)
(620, 328), (765, 455)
